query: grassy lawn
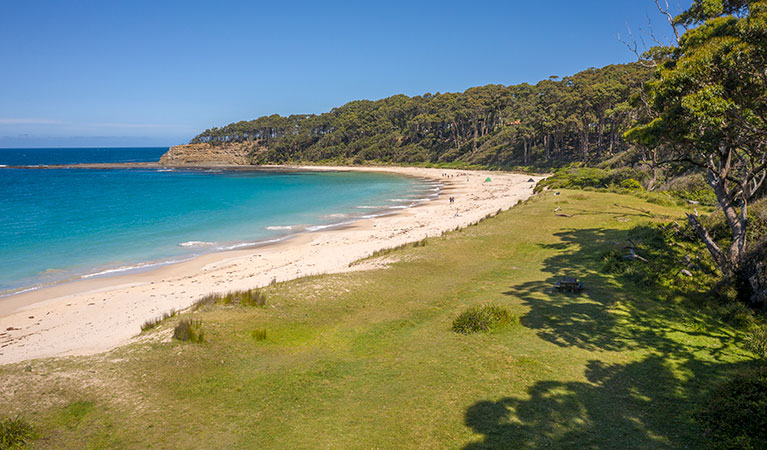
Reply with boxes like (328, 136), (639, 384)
(1, 189), (759, 449)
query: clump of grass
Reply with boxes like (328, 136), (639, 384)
(192, 293), (219, 311)
(717, 302), (755, 328)
(696, 367), (767, 449)
(173, 319), (204, 343)
(745, 325), (767, 359)
(140, 309), (176, 331)
(0, 415), (35, 449)
(251, 328), (267, 341)
(452, 305), (517, 334)
(216, 289), (267, 307)
(192, 290), (267, 310)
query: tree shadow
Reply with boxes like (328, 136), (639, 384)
(466, 227), (755, 448)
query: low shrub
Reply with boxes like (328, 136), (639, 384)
(620, 178), (643, 190)
(745, 326), (767, 359)
(452, 305), (517, 334)
(696, 367), (767, 449)
(251, 328), (267, 341)
(173, 319), (204, 343)
(0, 415), (35, 449)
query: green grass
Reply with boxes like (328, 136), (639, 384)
(0, 415), (35, 449)
(0, 189), (762, 449)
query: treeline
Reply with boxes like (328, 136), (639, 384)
(191, 63), (652, 167)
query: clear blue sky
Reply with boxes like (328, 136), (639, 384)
(0, 0), (690, 148)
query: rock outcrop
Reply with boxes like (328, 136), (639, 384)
(159, 143), (255, 166)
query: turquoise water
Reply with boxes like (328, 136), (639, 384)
(0, 148), (439, 295)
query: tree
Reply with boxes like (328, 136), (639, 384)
(626, 0), (767, 302)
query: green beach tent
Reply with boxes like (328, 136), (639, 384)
(485, 177), (491, 182)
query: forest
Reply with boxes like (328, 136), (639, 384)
(190, 63), (652, 167)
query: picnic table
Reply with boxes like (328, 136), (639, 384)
(554, 277), (583, 292)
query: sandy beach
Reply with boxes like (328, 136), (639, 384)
(0, 166), (543, 365)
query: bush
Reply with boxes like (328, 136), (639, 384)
(620, 178), (642, 190)
(173, 319), (204, 343)
(452, 305), (517, 334)
(696, 368), (767, 449)
(745, 326), (767, 359)
(0, 415), (35, 449)
(664, 173), (717, 205)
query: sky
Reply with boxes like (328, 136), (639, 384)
(0, 0), (691, 148)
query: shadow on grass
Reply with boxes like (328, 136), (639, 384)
(465, 227), (756, 449)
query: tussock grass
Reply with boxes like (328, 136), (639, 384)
(452, 304), (517, 334)
(192, 289), (267, 310)
(251, 328), (267, 341)
(140, 309), (176, 331)
(0, 415), (35, 449)
(745, 325), (767, 359)
(173, 319), (204, 343)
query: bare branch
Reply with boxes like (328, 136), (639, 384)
(653, 0), (681, 44)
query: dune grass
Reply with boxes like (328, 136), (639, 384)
(0, 189), (763, 448)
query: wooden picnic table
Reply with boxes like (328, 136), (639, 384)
(554, 277), (583, 292)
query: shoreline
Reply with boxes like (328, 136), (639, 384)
(0, 166), (543, 365)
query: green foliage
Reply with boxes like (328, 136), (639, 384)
(190, 64), (651, 168)
(696, 367), (767, 449)
(663, 173), (717, 206)
(619, 178), (642, 190)
(173, 319), (204, 343)
(599, 223), (717, 295)
(451, 305), (517, 334)
(716, 301), (755, 328)
(141, 309), (176, 331)
(745, 326), (767, 359)
(702, 198), (767, 245)
(251, 328), (267, 341)
(538, 167), (649, 192)
(0, 416), (35, 449)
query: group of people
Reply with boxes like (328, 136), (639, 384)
(441, 172), (469, 178)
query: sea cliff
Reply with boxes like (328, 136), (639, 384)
(159, 143), (254, 166)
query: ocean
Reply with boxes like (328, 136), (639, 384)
(0, 148), (439, 296)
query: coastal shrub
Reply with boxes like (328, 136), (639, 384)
(452, 305), (517, 334)
(173, 319), (204, 343)
(664, 173), (717, 205)
(536, 167), (648, 193)
(140, 309), (176, 331)
(696, 367), (767, 449)
(745, 326), (767, 359)
(0, 415), (35, 449)
(251, 328), (267, 341)
(620, 178), (642, 190)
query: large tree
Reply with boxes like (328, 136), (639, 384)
(626, 0), (767, 301)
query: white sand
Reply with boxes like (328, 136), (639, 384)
(0, 167), (543, 364)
